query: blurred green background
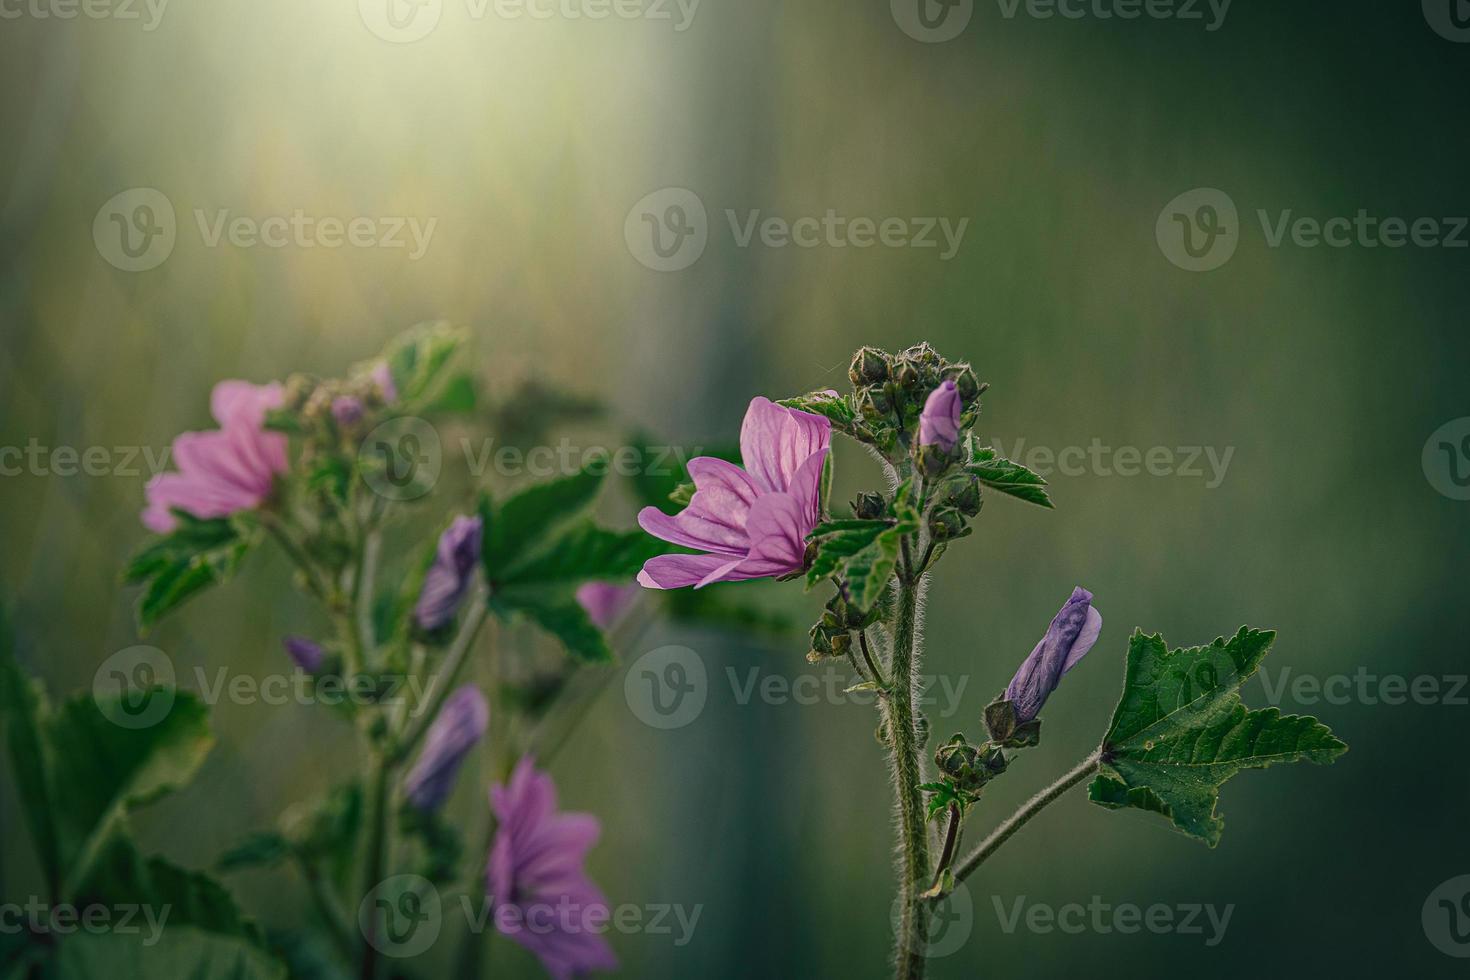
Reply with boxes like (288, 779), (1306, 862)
(2, 0), (1468, 977)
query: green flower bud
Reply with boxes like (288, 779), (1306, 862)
(944, 474), (983, 518)
(849, 346), (892, 386)
(852, 491), (886, 520)
(929, 507), (967, 542)
(943, 363), (983, 405)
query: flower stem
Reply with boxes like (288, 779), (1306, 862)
(884, 573), (931, 980)
(393, 594), (488, 763)
(359, 751), (393, 980)
(945, 748), (1101, 892)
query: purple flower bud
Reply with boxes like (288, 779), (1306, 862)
(1004, 587), (1102, 723)
(918, 380), (963, 451)
(371, 362), (397, 404)
(414, 514), (483, 631)
(282, 635), (325, 673)
(331, 396), (364, 427)
(575, 582), (638, 629)
(402, 686), (489, 811)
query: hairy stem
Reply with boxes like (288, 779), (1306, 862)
(947, 748), (1101, 891)
(884, 573), (931, 980)
(393, 594), (488, 762)
(297, 855), (356, 962)
(359, 752), (392, 980)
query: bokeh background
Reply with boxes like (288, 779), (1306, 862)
(2, 0), (1468, 977)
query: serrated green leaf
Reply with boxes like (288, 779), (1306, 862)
(216, 832), (290, 874)
(419, 372), (477, 415)
(50, 690), (215, 892)
(380, 322), (465, 407)
(1089, 627), (1347, 846)
(776, 390), (857, 429)
(498, 521), (667, 588)
(805, 515), (914, 613)
(967, 455), (1053, 509)
(491, 592), (611, 663)
(124, 514), (257, 631)
(483, 466), (605, 574)
(0, 611), (60, 889)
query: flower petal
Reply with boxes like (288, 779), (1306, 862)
(739, 397), (832, 494)
(636, 553), (747, 589)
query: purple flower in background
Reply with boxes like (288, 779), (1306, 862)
(1005, 587), (1103, 722)
(575, 582), (638, 629)
(919, 379), (963, 451)
(142, 381), (290, 533)
(402, 685), (489, 812)
(331, 395), (364, 427)
(371, 361), (397, 404)
(637, 397), (831, 589)
(282, 635), (325, 673)
(414, 514), (483, 631)
(487, 757), (617, 980)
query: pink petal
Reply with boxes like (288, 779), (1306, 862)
(210, 380), (284, 429)
(1062, 606), (1102, 674)
(785, 449), (828, 531)
(739, 397), (831, 494)
(636, 553), (748, 589)
(637, 507), (748, 558)
(739, 492), (807, 574)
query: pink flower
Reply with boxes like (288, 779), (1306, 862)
(142, 381), (289, 533)
(488, 758), (618, 980)
(636, 397), (831, 589)
(574, 582), (638, 629)
(919, 379), (962, 451)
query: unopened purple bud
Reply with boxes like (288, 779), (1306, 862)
(331, 396), (365, 427)
(402, 685), (489, 811)
(282, 635), (325, 673)
(575, 581), (638, 629)
(414, 514), (483, 631)
(918, 380), (962, 451)
(1004, 587), (1102, 723)
(372, 362), (397, 404)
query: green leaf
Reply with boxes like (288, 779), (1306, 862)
(216, 832), (290, 874)
(776, 390), (857, 430)
(805, 514), (915, 613)
(123, 514), (258, 631)
(379, 322), (465, 407)
(0, 610), (60, 889)
(492, 592), (611, 663)
(419, 372), (478, 415)
(967, 454), (1053, 509)
(482, 466), (605, 574)
(498, 521), (667, 588)
(1089, 627), (1347, 846)
(50, 689), (215, 892)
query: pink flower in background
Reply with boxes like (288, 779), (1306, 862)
(636, 397), (831, 589)
(371, 361), (397, 403)
(142, 381), (289, 533)
(575, 581), (638, 629)
(488, 757), (618, 980)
